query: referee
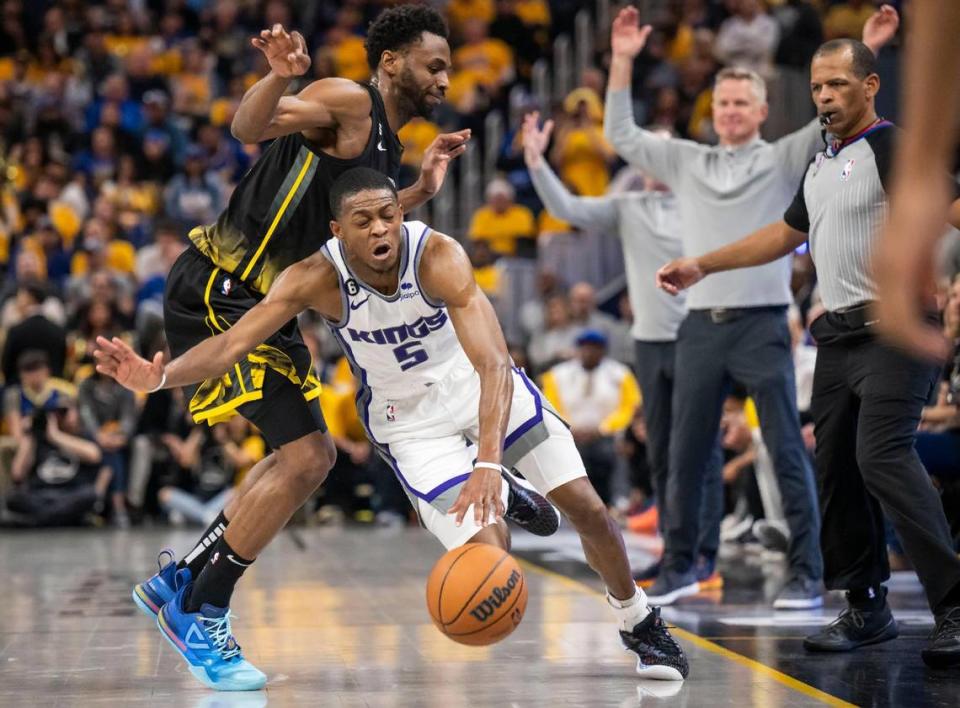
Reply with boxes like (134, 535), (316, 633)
(657, 39), (960, 668)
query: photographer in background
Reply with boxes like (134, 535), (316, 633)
(3, 351), (76, 447)
(3, 396), (107, 528)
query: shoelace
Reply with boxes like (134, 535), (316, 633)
(646, 615), (684, 655)
(624, 611), (683, 656)
(200, 612), (242, 661)
(832, 607), (866, 631)
(933, 607), (960, 640)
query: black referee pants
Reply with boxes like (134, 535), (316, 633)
(810, 312), (960, 613)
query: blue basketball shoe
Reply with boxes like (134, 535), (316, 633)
(132, 549), (188, 618)
(157, 571), (267, 691)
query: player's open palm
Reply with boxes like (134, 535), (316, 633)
(521, 111), (553, 166)
(862, 5), (899, 51)
(449, 466), (505, 529)
(94, 336), (165, 393)
(251, 24), (310, 79)
(611, 6), (652, 59)
(656, 257), (705, 295)
(420, 129), (471, 194)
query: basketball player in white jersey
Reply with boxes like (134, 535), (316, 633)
(94, 167), (689, 679)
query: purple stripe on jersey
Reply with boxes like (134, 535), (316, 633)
(422, 471), (474, 502)
(413, 224), (445, 308)
(504, 367), (543, 450)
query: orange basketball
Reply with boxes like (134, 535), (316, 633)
(425, 543), (528, 646)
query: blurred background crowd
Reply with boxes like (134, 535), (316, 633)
(0, 0), (958, 566)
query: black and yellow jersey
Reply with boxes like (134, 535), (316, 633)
(188, 82), (403, 295)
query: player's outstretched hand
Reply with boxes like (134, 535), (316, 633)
(448, 466), (505, 529)
(419, 129), (471, 195)
(873, 208), (951, 362)
(251, 24), (310, 79)
(862, 4), (900, 54)
(521, 111), (554, 168)
(94, 336), (165, 393)
(611, 6), (652, 59)
(656, 257), (705, 296)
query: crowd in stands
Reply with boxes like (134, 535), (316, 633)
(0, 0), (957, 560)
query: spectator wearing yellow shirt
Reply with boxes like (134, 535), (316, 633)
(824, 0), (878, 40)
(541, 329), (641, 505)
(551, 88), (616, 196)
(446, 0), (496, 35)
(69, 217), (136, 278)
(397, 117), (441, 186)
(104, 11), (148, 60)
(452, 19), (515, 97)
(171, 40), (214, 119)
(514, 0), (551, 28)
(468, 177), (536, 257)
(325, 8), (370, 83)
(469, 239), (501, 299)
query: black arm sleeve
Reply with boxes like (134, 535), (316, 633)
(783, 173), (811, 233)
(866, 124), (896, 195)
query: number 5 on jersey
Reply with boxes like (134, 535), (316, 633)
(393, 341), (428, 370)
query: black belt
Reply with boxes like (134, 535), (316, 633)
(692, 305), (788, 325)
(829, 302), (877, 330)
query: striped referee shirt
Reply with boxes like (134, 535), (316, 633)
(783, 121), (894, 311)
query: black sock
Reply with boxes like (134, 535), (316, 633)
(185, 536), (254, 612)
(177, 510), (229, 579)
(848, 585), (884, 609)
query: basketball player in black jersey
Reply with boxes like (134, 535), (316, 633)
(113, 6), (554, 691)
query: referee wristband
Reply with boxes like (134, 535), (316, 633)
(473, 461), (503, 472)
(146, 372), (167, 394)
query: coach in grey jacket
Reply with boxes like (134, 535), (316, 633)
(603, 5), (896, 608)
(521, 113), (723, 581)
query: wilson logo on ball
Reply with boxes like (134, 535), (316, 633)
(468, 569), (521, 622)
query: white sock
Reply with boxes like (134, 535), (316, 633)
(607, 586), (649, 631)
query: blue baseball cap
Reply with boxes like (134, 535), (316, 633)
(576, 329), (608, 347)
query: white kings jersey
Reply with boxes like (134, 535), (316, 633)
(322, 220), (473, 413)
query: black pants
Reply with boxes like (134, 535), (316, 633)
(665, 309), (822, 579)
(577, 437), (617, 505)
(634, 339), (723, 558)
(6, 485), (98, 526)
(810, 312), (960, 613)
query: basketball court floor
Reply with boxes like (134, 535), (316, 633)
(2, 525), (957, 707)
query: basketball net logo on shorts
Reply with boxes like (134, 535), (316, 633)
(386, 403), (396, 422)
(468, 568), (522, 622)
(221, 278), (233, 296)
